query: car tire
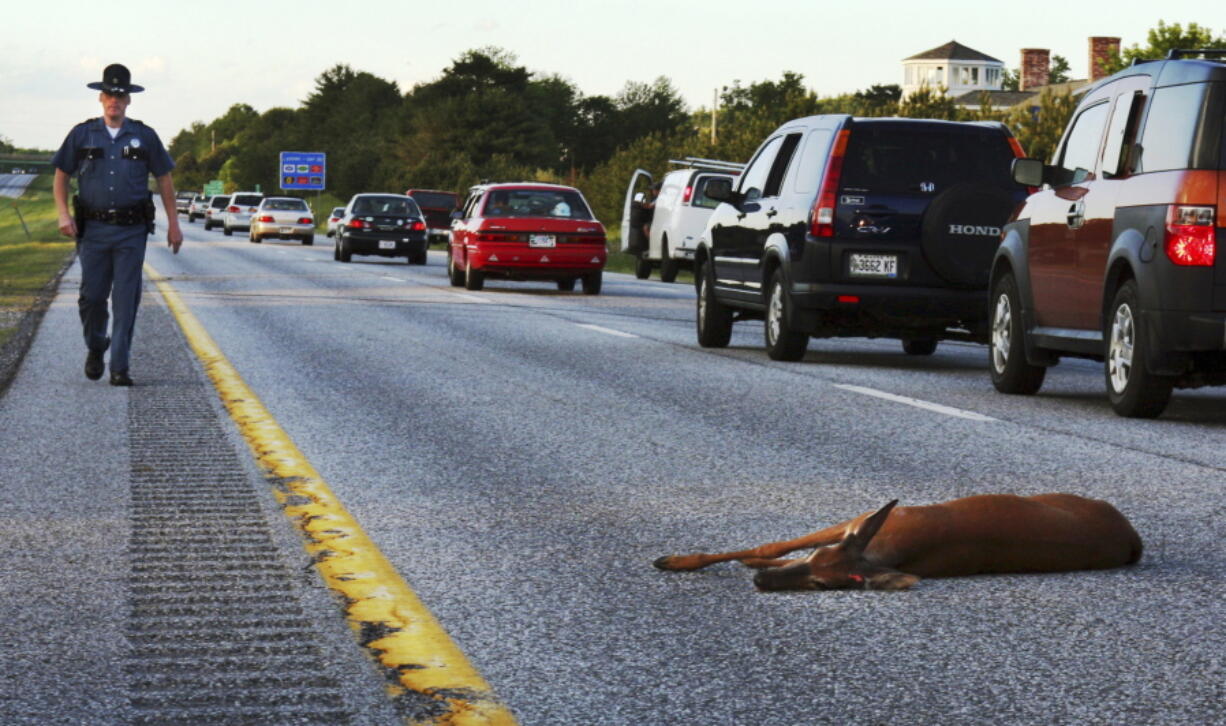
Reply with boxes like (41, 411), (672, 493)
(1105, 280), (1173, 418)
(302, 235), (314, 246)
(764, 269), (808, 361)
(660, 237), (679, 283)
(581, 272), (602, 295)
(696, 260), (732, 348)
(333, 239), (340, 261)
(224, 225), (233, 237)
(447, 251), (465, 287)
(204, 220), (213, 231)
(557, 278), (576, 292)
(338, 235), (352, 263)
(411, 248), (427, 265)
(634, 255), (652, 280)
(465, 259), (484, 291)
(989, 272), (1046, 395)
(902, 339), (938, 355)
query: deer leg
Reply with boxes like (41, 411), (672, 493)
(653, 517), (863, 572)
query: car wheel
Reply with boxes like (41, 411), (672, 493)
(249, 230), (260, 243)
(557, 278), (576, 292)
(581, 270), (602, 295)
(333, 239), (340, 261)
(302, 235), (314, 246)
(764, 269), (808, 361)
(224, 225), (233, 237)
(1106, 280), (1173, 418)
(204, 220), (212, 231)
(696, 260), (732, 348)
(447, 251), (465, 286)
(989, 272), (1046, 395)
(338, 235), (352, 263)
(411, 248), (427, 265)
(660, 237), (679, 283)
(634, 255), (652, 280)
(464, 259), (484, 291)
(902, 339), (938, 355)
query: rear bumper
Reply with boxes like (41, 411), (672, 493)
(789, 282), (988, 337)
(468, 245), (606, 277)
(348, 232), (428, 256)
(251, 221), (313, 238)
(1145, 310), (1226, 352)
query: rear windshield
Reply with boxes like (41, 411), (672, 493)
(210, 196), (230, 208)
(408, 191), (458, 209)
(352, 196), (421, 216)
(331, 207), (345, 216)
(233, 194), (263, 206)
(481, 189), (593, 220)
(841, 124), (1017, 193)
(264, 198), (309, 211)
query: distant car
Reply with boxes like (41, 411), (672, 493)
(186, 194), (209, 222)
(447, 182), (607, 294)
(334, 193), (429, 264)
(174, 190), (195, 215)
(249, 196), (315, 245)
(325, 206), (345, 237)
(222, 192), (265, 236)
(405, 189), (459, 244)
(622, 159), (743, 282)
(203, 195), (231, 231)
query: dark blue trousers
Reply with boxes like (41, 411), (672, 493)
(77, 222), (147, 373)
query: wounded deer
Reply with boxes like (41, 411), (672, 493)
(653, 493), (1143, 591)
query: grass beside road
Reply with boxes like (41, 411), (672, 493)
(0, 176), (75, 348)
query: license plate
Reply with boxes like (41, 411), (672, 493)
(529, 234), (556, 248)
(849, 253), (898, 278)
(280, 226), (292, 234)
(379, 240), (396, 250)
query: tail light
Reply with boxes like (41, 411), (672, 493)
(476, 232), (522, 242)
(809, 129), (850, 238)
(257, 215), (274, 223)
(682, 185), (693, 203)
(408, 220), (426, 231)
(348, 219), (367, 230)
(298, 217), (313, 224)
(227, 205), (240, 213)
(573, 236), (607, 244)
(1165, 205), (1216, 266)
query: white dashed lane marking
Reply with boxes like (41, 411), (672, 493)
(575, 323), (639, 339)
(833, 384), (997, 422)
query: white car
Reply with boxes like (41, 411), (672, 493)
(222, 191), (264, 236)
(621, 158), (743, 282)
(249, 196), (315, 245)
(325, 206), (345, 237)
(203, 194), (230, 231)
(186, 194), (209, 222)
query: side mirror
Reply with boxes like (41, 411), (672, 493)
(1011, 157), (1045, 188)
(704, 178), (735, 203)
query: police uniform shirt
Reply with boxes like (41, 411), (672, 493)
(52, 117), (174, 212)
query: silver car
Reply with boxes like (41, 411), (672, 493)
(203, 195), (230, 231)
(222, 192), (264, 236)
(249, 197), (315, 245)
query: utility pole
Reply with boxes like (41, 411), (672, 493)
(211, 129), (215, 153)
(711, 88), (718, 145)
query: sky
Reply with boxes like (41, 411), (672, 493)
(2, 0), (1218, 151)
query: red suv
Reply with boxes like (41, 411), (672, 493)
(447, 183), (608, 294)
(405, 189), (459, 244)
(990, 50), (1226, 417)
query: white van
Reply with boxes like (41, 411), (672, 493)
(621, 158), (742, 282)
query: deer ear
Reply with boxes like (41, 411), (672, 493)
(866, 571), (920, 591)
(843, 499), (899, 555)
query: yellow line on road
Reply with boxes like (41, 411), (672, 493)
(146, 263), (516, 725)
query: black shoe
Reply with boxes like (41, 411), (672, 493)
(109, 370), (133, 387)
(85, 350), (104, 380)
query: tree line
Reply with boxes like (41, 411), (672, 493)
(166, 21), (1223, 226)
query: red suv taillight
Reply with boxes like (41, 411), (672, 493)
(257, 215), (274, 223)
(227, 205), (240, 213)
(809, 129), (850, 238)
(1165, 205), (1216, 267)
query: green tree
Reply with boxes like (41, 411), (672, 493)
(1099, 20), (1226, 76)
(1048, 55), (1072, 84)
(897, 85), (964, 120)
(852, 84), (902, 116)
(1004, 88), (1077, 162)
(1000, 68), (1020, 92)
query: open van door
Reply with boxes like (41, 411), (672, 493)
(620, 169), (653, 254)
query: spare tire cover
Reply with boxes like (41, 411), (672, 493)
(920, 183), (1015, 287)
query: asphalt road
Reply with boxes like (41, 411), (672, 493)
(139, 215), (1226, 724)
(5, 209), (1225, 724)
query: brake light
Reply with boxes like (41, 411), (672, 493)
(809, 129), (850, 238)
(227, 205), (239, 213)
(682, 185), (693, 203)
(1165, 205), (1216, 266)
(408, 220), (426, 231)
(298, 217), (313, 224)
(349, 219), (366, 230)
(476, 233), (521, 242)
(257, 215), (274, 223)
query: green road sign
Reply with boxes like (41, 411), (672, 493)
(203, 180), (223, 196)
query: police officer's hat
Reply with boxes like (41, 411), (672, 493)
(87, 63), (144, 94)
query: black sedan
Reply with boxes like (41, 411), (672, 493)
(334, 193), (429, 264)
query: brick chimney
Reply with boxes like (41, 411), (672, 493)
(1020, 48), (1050, 91)
(1089, 36), (1121, 81)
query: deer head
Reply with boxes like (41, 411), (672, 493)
(752, 500), (920, 592)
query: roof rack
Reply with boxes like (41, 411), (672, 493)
(667, 156), (745, 173)
(1165, 49), (1226, 60)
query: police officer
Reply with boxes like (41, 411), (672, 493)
(53, 63), (182, 386)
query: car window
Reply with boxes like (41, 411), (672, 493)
(763, 132), (803, 198)
(211, 197), (230, 208)
(331, 207), (345, 216)
(353, 196), (420, 216)
(480, 189), (593, 220)
(792, 128), (835, 195)
(409, 192), (458, 208)
(1054, 102), (1110, 184)
(842, 124), (1018, 192)
(738, 136), (785, 202)
(265, 199), (309, 211)
(1101, 91), (1146, 178)
(1137, 83), (1215, 173)
(233, 194), (263, 206)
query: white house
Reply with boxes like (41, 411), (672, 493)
(902, 40), (1004, 99)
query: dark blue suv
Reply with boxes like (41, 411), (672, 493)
(697, 114), (1029, 360)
